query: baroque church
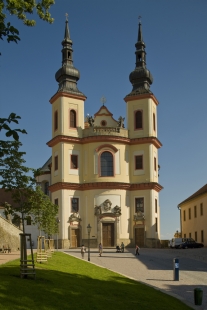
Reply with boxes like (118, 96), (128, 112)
(37, 18), (163, 248)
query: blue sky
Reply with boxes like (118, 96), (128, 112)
(1, 0), (207, 240)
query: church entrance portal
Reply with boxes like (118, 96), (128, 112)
(71, 229), (80, 248)
(135, 227), (145, 247)
(102, 223), (114, 247)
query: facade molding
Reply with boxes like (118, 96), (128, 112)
(47, 135), (162, 148)
(50, 91), (87, 104)
(49, 181), (163, 193)
(124, 93), (159, 106)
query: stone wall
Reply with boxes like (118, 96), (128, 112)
(0, 215), (22, 251)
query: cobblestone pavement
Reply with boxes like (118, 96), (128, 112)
(64, 247), (207, 310)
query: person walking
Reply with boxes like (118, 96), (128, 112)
(81, 244), (86, 259)
(98, 243), (103, 257)
(121, 242), (125, 253)
(135, 244), (140, 256)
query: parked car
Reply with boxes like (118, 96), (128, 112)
(179, 240), (204, 249)
(169, 238), (195, 248)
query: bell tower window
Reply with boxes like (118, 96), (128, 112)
(70, 110), (77, 128)
(100, 151), (114, 177)
(135, 110), (143, 130)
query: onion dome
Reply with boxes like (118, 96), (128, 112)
(55, 19), (85, 97)
(126, 21), (153, 97)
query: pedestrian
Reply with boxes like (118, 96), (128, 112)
(98, 243), (103, 256)
(81, 244), (86, 259)
(121, 242), (125, 253)
(135, 244), (140, 256)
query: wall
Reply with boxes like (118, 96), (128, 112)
(0, 216), (22, 251)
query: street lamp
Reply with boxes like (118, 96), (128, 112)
(56, 218), (60, 251)
(87, 224), (92, 261)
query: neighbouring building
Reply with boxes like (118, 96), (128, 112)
(37, 18), (163, 248)
(178, 184), (207, 246)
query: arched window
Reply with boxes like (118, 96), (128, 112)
(100, 151), (113, 176)
(70, 110), (77, 128)
(135, 110), (143, 129)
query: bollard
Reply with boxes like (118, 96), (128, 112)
(194, 288), (203, 305)
(173, 258), (179, 281)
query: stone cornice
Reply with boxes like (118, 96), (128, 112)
(124, 93), (159, 106)
(49, 91), (87, 104)
(49, 182), (163, 193)
(47, 135), (162, 148)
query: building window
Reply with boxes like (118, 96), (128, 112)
(54, 110), (58, 131)
(155, 199), (157, 213)
(71, 198), (79, 213)
(100, 151), (113, 176)
(135, 110), (143, 129)
(189, 232), (191, 238)
(194, 205), (197, 218)
(70, 110), (77, 128)
(154, 157), (157, 171)
(54, 199), (58, 206)
(26, 216), (31, 225)
(135, 155), (143, 170)
(54, 156), (58, 171)
(153, 113), (156, 131)
(201, 230), (204, 243)
(195, 231), (197, 241)
(183, 210), (186, 221)
(135, 197), (144, 213)
(155, 218), (158, 232)
(188, 208), (191, 220)
(200, 203), (203, 216)
(44, 182), (49, 195)
(71, 155), (78, 169)
(184, 234), (186, 238)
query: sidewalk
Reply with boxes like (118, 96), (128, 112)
(65, 248), (207, 310)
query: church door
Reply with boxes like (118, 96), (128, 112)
(135, 227), (145, 247)
(102, 223), (114, 247)
(71, 229), (80, 248)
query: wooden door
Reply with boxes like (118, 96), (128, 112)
(102, 223), (114, 247)
(71, 229), (80, 248)
(135, 227), (145, 247)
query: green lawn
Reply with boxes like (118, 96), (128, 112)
(0, 252), (193, 310)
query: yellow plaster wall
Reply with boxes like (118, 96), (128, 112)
(126, 98), (157, 139)
(181, 194), (207, 246)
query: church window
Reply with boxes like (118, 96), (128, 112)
(26, 216), (31, 226)
(135, 155), (143, 170)
(71, 155), (78, 169)
(200, 203), (203, 216)
(54, 156), (58, 171)
(70, 110), (77, 128)
(44, 182), (49, 195)
(155, 218), (158, 232)
(100, 151), (113, 176)
(183, 210), (186, 221)
(155, 199), (157, 213)
(194, 205), (197, 218)
(188, 208), (191, 220)
(54, 110), (58, 130)
(154, 157), (157, 171)
(71, 198), (79, 212)
(135, 197), (144, 213)
(101, 120), (107, 126)
(195, 231), (197, 241)
(153, 113), (156, 131)
(54, 199), (58, 206)
(135, 110), (143, 129)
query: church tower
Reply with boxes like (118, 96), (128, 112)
(46, 18), (162, 249)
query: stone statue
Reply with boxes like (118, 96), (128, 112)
(69, 212), (81, 222)
(113, 205), (121, 215)
(86, 115), (95, 127)
(103, 199), (112, 212)
(94, 205), (102, 215)
(117, 116), (125, 128)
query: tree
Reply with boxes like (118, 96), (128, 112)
(0, 0), (54, 47)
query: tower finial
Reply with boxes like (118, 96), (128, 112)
(65, 13), (68, 21)
(138, 15), (142, 23)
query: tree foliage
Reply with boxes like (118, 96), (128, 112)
(0, 0), (54, 46)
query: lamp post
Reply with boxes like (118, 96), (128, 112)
(56, 218), (60, 251)
(87, 224), (92, 261)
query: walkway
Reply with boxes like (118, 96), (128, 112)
(65, 247), (207, 310)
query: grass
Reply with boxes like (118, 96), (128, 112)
(0, 252), (193, 310)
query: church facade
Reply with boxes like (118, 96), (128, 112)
(37, 19), (163, 248)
